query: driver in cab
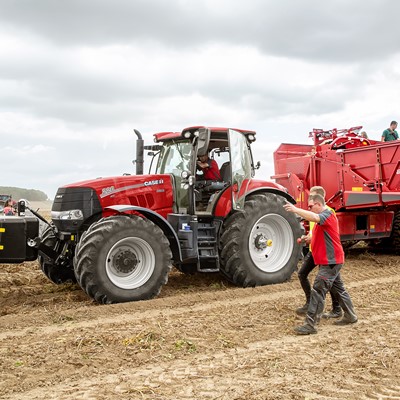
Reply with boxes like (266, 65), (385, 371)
(197, 151), (221, 181)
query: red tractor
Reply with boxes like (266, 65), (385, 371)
(0, 127), (303, 303)
(272, 126), (400, 252)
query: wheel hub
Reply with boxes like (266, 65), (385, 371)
(254, 233), (272, 250)
(248, 214), (293, 273)
(113, 250), (139, 274)
(106, 236), (156, 290)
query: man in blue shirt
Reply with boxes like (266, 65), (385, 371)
(381, 121), (399, 142)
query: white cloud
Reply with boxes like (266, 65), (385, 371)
(1, 0), (399, 198)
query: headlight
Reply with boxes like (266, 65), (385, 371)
(181, 170), (191, 179)
(51, 209), (84, 220)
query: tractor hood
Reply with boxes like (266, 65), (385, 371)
(60, 174), (172, 201)
(52, 174), (175, 231)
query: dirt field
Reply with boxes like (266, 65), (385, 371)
(1, 247), (400, 400)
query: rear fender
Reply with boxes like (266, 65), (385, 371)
(214, 186), (297, 218)
(245, 187), (296, 204)
(105, 205), (182, 262)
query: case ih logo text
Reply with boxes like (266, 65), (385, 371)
(144, 179), (164, 186)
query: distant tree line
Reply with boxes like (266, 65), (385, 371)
(0, 187), (48, 201)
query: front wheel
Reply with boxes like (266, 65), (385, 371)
(220, 193), (302, 287)
(74, 215), (172, 304)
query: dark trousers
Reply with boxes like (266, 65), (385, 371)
(306, 264), (357, 327)
(298, 252), (341, 311)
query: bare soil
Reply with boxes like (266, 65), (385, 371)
(1, 248), (400, 400)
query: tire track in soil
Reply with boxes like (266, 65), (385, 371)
(2, 309), (400, 400)
(1, 273), (399, 341)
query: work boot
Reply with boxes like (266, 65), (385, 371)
(294, 323), (317, 335)
(295, 303), (309, 316)
(321, 308), (343, 319)
(333, 313), (358, 326)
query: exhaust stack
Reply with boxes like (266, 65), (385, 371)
(134, 129), (144, 175)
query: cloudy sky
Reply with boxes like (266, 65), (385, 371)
(1, 0), (400, 199)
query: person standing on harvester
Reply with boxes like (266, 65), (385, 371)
(284, 193), (357, 335)
(381, 121), (399, 142)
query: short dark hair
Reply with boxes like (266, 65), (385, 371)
(390, 121), (397, 126)
(310, 186), (326, 197)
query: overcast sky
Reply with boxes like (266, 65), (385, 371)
(1, 0), (400, 199)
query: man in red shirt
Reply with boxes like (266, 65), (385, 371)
(295, 186), (342, 319)
(284, 193), (357, 335)
(197, 152), (221, 181)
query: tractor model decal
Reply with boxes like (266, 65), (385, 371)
(100, 183), (144, 198)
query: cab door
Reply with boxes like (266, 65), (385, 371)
(228, 129), (252, 210)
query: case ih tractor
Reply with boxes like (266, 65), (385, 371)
(272, 126), (400, 252)
(0, 126), (303, 304)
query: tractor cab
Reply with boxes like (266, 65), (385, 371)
(150, 127), (257, 216)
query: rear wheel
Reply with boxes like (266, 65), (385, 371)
(38, 226), (76, 284)
(369, 210), (400, 254)
(74, 215), (172, 304)
(220, 193), (302, 287)
(386, 210), (400, 254)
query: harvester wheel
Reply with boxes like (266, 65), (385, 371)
(389, 210), (400, 254)
(219, 193), (302, 287)
(38, 226), (76, 284)
(372, 210), (400, 254)
(74, 215), (172, 304)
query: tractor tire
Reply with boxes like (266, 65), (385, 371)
(219, 193), (302, 287)
(38, 226), (76, 284)
(389, 210), (400, 254)
(74, 215), (172, 304)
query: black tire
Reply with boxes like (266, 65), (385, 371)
(369, 210), (400, 254)
(38, 226), (76, 284)
(388, 210), (400, 254)
(219, 193), (302, 287)
(74, 215), (172, 304)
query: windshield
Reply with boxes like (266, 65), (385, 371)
(156, 140), (193, 212)
(156, 140), (192, 175)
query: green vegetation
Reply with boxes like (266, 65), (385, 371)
(174, 338), (197, 352)
(0, 186), (48, 201)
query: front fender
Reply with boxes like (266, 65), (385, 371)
(105, 205), (182, 262)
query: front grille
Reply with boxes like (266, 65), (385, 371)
(52, 187), (102, 233)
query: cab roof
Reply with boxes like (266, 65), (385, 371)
(153, 126), (256, 142)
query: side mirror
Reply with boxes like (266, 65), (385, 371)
(255, 161), (261, 169)
(196, 128), (211, 157)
